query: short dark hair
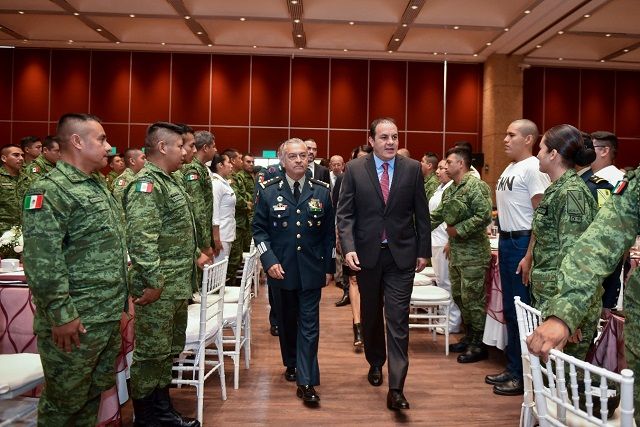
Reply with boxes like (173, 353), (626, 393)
(446, 147), (472, 168)
(144, 122), (184, 154)
(454, 140), (473, 153)
(369, 117), (396, 139)
(591, 131), (618, 158)
(124, 148), (142, 164)
(423, 152), (439, 168)
(243, 153), (255, 159)
(42, 135), (60, 150)
(194, 130), (214, 150)
(222, 149), (240, 160)
(57, 113), (102, 144)
(175, 123), (194, 135)
(20, 136), (41, 151)
(351, 144), (372, 160)
(1, 144), (21, 157)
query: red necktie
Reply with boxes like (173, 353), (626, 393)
(380, 162), (389, 241)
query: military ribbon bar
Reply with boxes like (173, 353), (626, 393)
(24, 194), (44, 210)
(136, 182), (154, 193)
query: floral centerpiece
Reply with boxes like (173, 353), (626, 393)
(0, 226), (23, 260)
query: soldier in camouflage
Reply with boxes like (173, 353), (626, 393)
(238, 153), (256, 249)
(124, 122), (207, 427)
(105, 153), (125, 192)
(111, 147), (146, 208)
(421, 152), (439, 201)
(0, 144), (24, 234)
(20, 135), (42, 165)
(22, 113), (128, 426)
(430, 147), (493, 363)
(16, 135), (61, 208)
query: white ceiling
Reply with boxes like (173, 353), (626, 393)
(0, 0), (638, 69)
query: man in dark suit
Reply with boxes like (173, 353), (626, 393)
(305, 139), (331, 184)
(253, 138), (335, 404)
(337, 117), (430, 411)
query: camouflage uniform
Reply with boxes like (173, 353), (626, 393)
(180, 157), (213, 253)
(16, 155), (56, 211)
(431, 172), (492, 344)
(531, 169), (597, 359)
(124, 161), (198, 399)
(0, 166), (20, 233)
(543, 166), (640, 424)
(22, 161), (128, 426)
(111, 168), (136, 208)
(424, 172), (439, 202)
(237, 169), (255, 250)
(227, 170), (253, 284)
(105, 170), (119, 192)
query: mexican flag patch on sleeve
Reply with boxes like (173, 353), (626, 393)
(135, 181), (154, 193)
(24, 194), (44, 210)
(186, 173), (199, 181)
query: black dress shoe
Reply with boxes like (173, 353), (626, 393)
(387, 389), (410, 410)
(457, 344), (488, 363)
(493, 377), (524, 396)
(448, 341), (468, 353)
(270, 325), (279, 336)
(485, 370), (513, 385)
(335, 293), (350, 307)
(368, 366), (383, 387)
(296, 385), (320, 403)
(284, 367), (296, 382)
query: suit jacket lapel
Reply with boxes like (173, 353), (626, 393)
(365, 155), (385, 205)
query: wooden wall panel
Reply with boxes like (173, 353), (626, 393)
(248, 127), (289, 156)
(0, 123), (10, 146)
(50, 50), (91, 120)
(579, 69), (615, 133)
(211, 126), (249, 155)
(330, 59), (368, 130)
(405, 133), (444, 159)
(13, 49), (50, 121)
(290, 57), (329, 129)
(543, 68), (580, 129)
(0, 49), (13, 120)
(251, 56), (290, 127)
(102, 124), (130, 151)
(446, 63), (482, 133)
(445, 133), (479, 152)
(129, 125), (148, 150)
(171, 53), (211, 126)
(90, 51), (131, 123)
(329, 130), (368, 161)
(615, 71), (640, 138)
(296, 129), (328, 158)
(407, 62), (444, 132)
(523, 67), (544, 129)
(12, 122), (50, 144)
(368, 60), (406, 129)
(130, 52), (171, 123)
(617, 138), (640, 169)
(211, 55), (250, 126)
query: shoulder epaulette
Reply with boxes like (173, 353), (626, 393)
(259, 176), (282, 189)
(588, 175), (608, 184)
(310, 177), (330, 188)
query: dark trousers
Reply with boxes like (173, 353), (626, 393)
(271, 286), (322, 386)
(268, 285), (278, 327)
(499, 235), (531, 381)
(357, 247), (414, 390)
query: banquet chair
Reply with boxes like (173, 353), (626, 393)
(414, 266), (437, 286)
(222, 248), (258, 389)
(172, 258), (228, 424)
(224, 250), (259, 303)
(515, 296), (543, 427)
(409, 285), (452, 355)
(0, 353), (44, 426)
(529, 349), (635, 426)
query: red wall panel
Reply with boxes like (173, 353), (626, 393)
(12, 122), (50, 145)
(50, 50), (91, 120)
(295, 129), (328, 158)
(171, 53), (210, 126)
(13, 49), (50, 121)
(211, 55), (250, 126)
(102, 124), (130, 151)
(248, 128), (289, 156)
(523, 67), (544, 129)
(368, 60), (406, 129)
(90, 51), (131, 123)
(446, 63), (482, 134)
(615, 71), (640, 138)
(130, 52), (171, 123)
(330, 59), (368, 130)
(543, 68), (580, 129)
(616, 138), (640, 169)
(0, 123), (11, 146)
(445, 133), (479, 152)
(212, 126), (249, 155)
(290, 57), (329, 128)
(579, 69), (615, 133)
(0, 49), (13, 120)
(407, 62), (444, 132)
(129, 124), (148, 150)
(329, 130), (368, 161)
(405, 132), (444, 159)
(251, 56), (290, 127)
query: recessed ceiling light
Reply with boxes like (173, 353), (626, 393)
(600, 59), (605, 62)
(504, 28), (509, 32)
(623, 48), (630, 52)
(558, 57), (563, 60)
(394, 38), (400, 42)
(197, 31), (203, 35)
(73, 12), (80, 16)
(444, 52), (448, 55)
(486, 42), (492, 46)
(536, 44), (542, 48)
(584, 14), (591, 18)
(18, 11), (24, 15)
(524, 10), (531, 14)
(433, 52), (438, 55)
(605, 33), (611, 37)
(240, 17), (246, 21)
(388, 50), (393, 53)
(401, 23), (408, 27)
(115, 41), (120, 44)
(349, 21), (355, 25)
(294, 19), (300, 23)
(343, 49), (348, 52)
(129, 14), (135, 18)
(296, 34), (302, 38)
(184, 16), (190, 20)
(68, 40), (73, 43)
(453, 26), (459, 30)
(299, 47), (303, 50)
(161, 42), (166, 45)
(96, 28), (102, 31)
(208, 44), (212, 47)
(291, 0), (298, 4)
(558, 30), (564, 35)
(411, 5), (418, 9)
(253, 45), (257, 48)
(473, 53), (478, 57)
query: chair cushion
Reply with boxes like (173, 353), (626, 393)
(413, 274), (432, 286)
(411, 286), (450, 301)
(185, 303), (221, 344)
(416, 266), (436, 277)
(224, 287), (240, 303)
(0, 353), (43, 395)
(223, 303), (248, 324)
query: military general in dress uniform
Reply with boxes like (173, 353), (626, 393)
(23, 113), (128, 426)
(252, 138), (335, 404)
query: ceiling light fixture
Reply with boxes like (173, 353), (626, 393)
(401, 23), (408, 27)
(343, 49), (348, 52)
(161, 42), (166, 45)
(253, 45), (257, 48)
(584, 14), (591, 18)
(433, 52), (438, 55)
(240, 17), (246, 21)
(184, 16), (190, 20)
(299, 47), (303, 50)
(623, 48), (630, 52)
(411, 5), (418, 9)
(453, 26), (459, 30)
(388, 50), (392, 53)
(473, 53), (478, 57)
(116, 41), (120, 44)
(605, 33), (611, 37)
(129, 14), (135, 18)
(524, 10), (531, 14)
(208, 44), (213, 47)
(294, 19), (300, 23)
(68, 40), (73, 43)
(296, 34), (302, 38)
(96, 28), (102, 32)
(18, 11), (24, 15)
(600, 59), (605, 62)
(504, 28), (509, 31)
(394, 38), (400, 42)
(536, 44), (542, 48)
(486, 42), (492, 46)
(196, 31), (203, 35)
(349, 21), (354, 25)
(291, 0), (298, 4)
(73, 12), (80, 16)
(558, 30), (564, 34)
(558, 57), (563, 60)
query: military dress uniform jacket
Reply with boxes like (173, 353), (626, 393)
(22, 161), (128, 332)
(253, 176), (335, 291)
(430, 172), (492, 267)
(181, 158), (213, 250)
(124, 162), (198, 300)
(531, 169), (596, 311)
(0, 166), (20, 233)
(16, 155), (56, 210)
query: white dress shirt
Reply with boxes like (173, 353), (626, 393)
(211, 173), (237, 242)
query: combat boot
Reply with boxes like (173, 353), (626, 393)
(154, 386), (201, 427)
(457, 343), (488, 363)
(448, 328), (471, 353)
(132, 393), (161, 427)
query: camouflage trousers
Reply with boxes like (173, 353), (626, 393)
(227, 226), (252, 285)
(37, 320), (121, 427)
(625, 274), (640, 425)
(450, 263), (488, 343)
(130, 298), (187, 399)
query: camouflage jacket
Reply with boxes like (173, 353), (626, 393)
(424, 173), (439, 202)
(0, 166), (20, 233)
(431, 172), (492, 266)
(105, 170), (119, 192)
(180, 158), (213, 250)
(22, 161), (128, 331)
(230, 170), (252, 229)
(16, 155), (56, 208)
(531, 169), (596, 311)
(544, 167), (640, 335)
(111, 168), (136, 208)
(124, 161), (197, 300)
